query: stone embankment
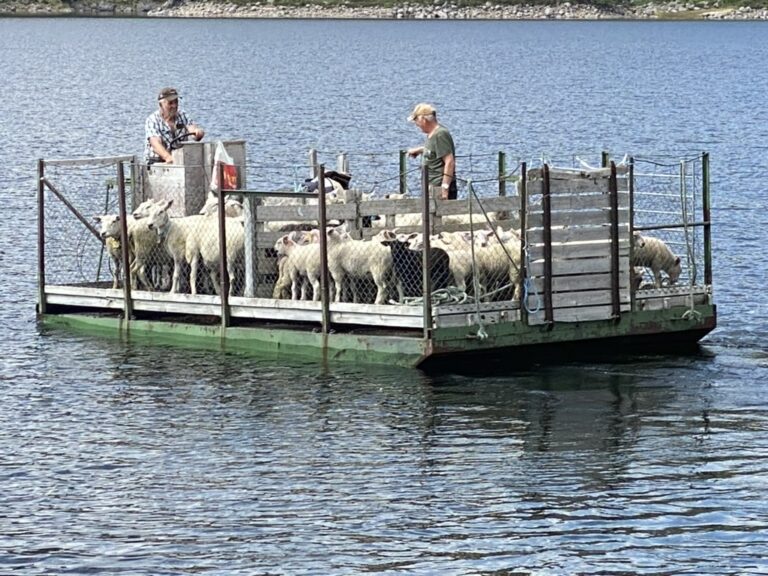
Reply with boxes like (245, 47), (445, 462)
(149, 0), (768, 19)
(2, 0), (767, 19)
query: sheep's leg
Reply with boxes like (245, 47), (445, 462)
(112, 258), (121, 289)
(209, 269), (222, 295)
(189, 254), (200, 295)
(311, 276), (321, 301)
(133, 259), (152, 291)
(372, 272), (387, 305)
(330, 272), (344, 303)
(652, 268), (662, 288)
(170, 258), (183, 293)
(290, 270), (301, 300)
(273, 260), (290, 299)
(228, 261), (238, 296)
(350, 277), (361, 303)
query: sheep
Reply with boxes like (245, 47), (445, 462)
(189, 215), (246, 296)
(274, 239), (324, 301)
(95, 210), (163, 291)
(632, 233), (682, 288)
(378, 231), (452, 301)
(327, 227), (393, 305)
(143, 199), (208, 294)
(472, 229), (523, 301)
(94, 214), (131, 289)
(272, 230), (315, 299)
(199, 193), (244, 218)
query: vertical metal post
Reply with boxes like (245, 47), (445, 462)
(117, 162), (133, 320)
(317, 164), (331, 334)
(37, 159), (46, 315)
(608, 161), (621, 321)
(243, 191), (256, 298)
(217, 162), (230, 330)
(498, 151), (506, 197)
(702, 152), (712, 286)
(542, 164), (553, 327)
(629, 157), (637, 310)
(421, 165), (433, 340)
(336, 152), (349, 175)
(307, 149), (318, 207)
(519, 161), (528, 326)
(399, 150), (407, 196)
(308, 149), (318, 179)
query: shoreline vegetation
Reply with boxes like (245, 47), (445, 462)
(1, 0), (767, 19)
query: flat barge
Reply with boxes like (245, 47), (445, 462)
(36, 143), (716, 369)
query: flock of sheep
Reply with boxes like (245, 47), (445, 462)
(94, 194), (245, 296)
(271, 225), (523, 305)
(93, 190), (683, 306)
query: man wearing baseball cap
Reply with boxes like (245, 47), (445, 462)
(144, 87), (205, 164)
(407, 102), (457, 200)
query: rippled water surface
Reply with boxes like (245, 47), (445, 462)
(2, 17), (768, 574)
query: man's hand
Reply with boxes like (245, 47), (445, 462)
(189, 125), (205, 141)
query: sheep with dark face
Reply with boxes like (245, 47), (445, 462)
(378, 231), (452, 301)
(632, 233), (682, 288)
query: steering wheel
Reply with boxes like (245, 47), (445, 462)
(169, 128), (196, 149)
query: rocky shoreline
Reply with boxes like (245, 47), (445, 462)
(2, 0), (767, 20)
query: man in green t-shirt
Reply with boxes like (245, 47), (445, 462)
(407, 103), (457, 200)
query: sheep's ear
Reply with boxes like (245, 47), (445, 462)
(93, 215), (101, 222)
(161, 199), (173, 210)
(674, 257), (681, 265)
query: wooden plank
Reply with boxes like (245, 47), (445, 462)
(527, 239), (630, 260)
(634, 293), (708, 311)
(45, 293), (125, 310)
(526, 224), (629, 244)
(44, 155), (135, 167)
(435, 196), (520, 216)
(526, 208), (629, 229)
(527, 166), (628, 180)
(528, 272), (629, 293)
(545, 289), (630, 308)
(526, 191), (628, 213)
(528, 255), (630, 276)
(358, 198), (426, 217)
(526, 177), (628, 196)
(527, 304), (631, 325)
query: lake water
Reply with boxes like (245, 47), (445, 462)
(2, 16), (768, 575)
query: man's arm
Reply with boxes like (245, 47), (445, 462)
(441, 152), (455, 199)
(149, 136), (174, 163)
(186, 123), (205, 141)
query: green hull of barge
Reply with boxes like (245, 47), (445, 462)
(39, 303), (716, 369)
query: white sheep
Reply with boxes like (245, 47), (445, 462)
(94, 214), (131, 289)
(272, 235), (324, 301)
(473, 229), (523, 300)
(190, 215), (246, 296)
(632, 233), (682, 288)
(143, 199), (206, 294)
(199, 193), (244, 218)
(95, 210), (163, 291)
(272, 230), (316, 299)
(327, 227), (393, 305)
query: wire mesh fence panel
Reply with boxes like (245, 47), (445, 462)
(42, 161), (132, 288)
(631, 154), (706, 289)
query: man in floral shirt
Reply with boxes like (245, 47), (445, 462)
(144, 87), (204, 164)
